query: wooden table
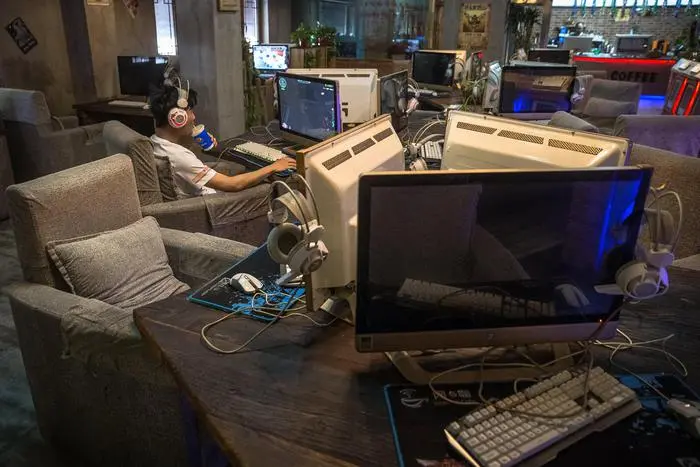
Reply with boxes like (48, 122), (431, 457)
(418, 90), (464, 112)
(134, 267), (700, 467)
(74, 99), (154, 136)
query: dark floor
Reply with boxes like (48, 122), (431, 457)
(0, 220), (68, 467)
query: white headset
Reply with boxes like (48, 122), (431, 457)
(267, 177), (328, 285)
(596, 188), (682, 300)
(168, 78), (190, 129)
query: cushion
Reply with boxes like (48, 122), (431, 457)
(46, 216), (189, 310)
(548, 111), (599, 133)
(154, 155), (178, 202)
(584, 97), (637, 118)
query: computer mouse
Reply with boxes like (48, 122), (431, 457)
(228, 273), (263, 294)
(555, 284), (590, 308)
(667, 398), (700, 439)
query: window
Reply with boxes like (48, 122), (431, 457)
(320, 0), (355, 36)
(154, 0), (177, 56)
(243, 0), (259, 45)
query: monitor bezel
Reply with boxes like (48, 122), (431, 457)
(411, 50), (457, 91)
(251, 44), (290, 72)
(355, 167), (653, 353)
(526, 48), (571, 65)
(498, 63), (576, 119)
(378, 69), (410, 132)
(276, 72), (343, 146)
(117, 55), (168, 97)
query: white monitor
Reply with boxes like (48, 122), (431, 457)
(482, 60), (502, 110)
(252, 44), (289, 73)
(441, 111), (630, 170)
(301, 115), (405, 311)
(286, 68), (379, 128)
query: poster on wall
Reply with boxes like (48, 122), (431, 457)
(86, 0), (112, 5)
(5, 17), (38, 55)
(122, 0), (139, 18)
(458, 4), (490, 53)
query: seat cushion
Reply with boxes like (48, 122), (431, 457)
(46, 216), (189, 310)
(584, 97), (637, 118)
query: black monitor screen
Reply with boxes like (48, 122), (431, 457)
(411, 51), (456, 87)
(252, 45), (289, 72)
(277, 73), (341, 142)
(527, 48), (571, 65)
(356, 169), (652, 335)
(499, 65), (576, 115)
(117, 56), (168, 97)
(379, 70), (409, 131)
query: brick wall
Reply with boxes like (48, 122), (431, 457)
(544, 9), (696, 45)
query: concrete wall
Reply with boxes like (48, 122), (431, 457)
(0, 0), (75, 115)
(268, 0), (293, 43)
(85, 1), (157, 99)
(440, 0), (508, 62)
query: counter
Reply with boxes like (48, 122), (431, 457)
(573, 54), (676, 96)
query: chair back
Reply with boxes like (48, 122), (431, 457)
(589, 79), (642, 104)
(614, 115), (700, 158)
(629, 144), (700, 259)
(0, 117), (12, 220)
(6, 154), (142, 288)
(0, 88), (53, 128)
(104, 121), (163, 205)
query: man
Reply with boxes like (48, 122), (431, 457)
(149, 83), (296, 199)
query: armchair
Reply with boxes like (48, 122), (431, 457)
(0, 117), (12, 220)
(581, 79), (642, 132)
(3, 154), (255, 467)
(103, 120), (270, 245)
(0, 88), (106, 182)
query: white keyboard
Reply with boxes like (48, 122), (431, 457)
(108, 100), (149, 109)
(397, 279), (555, 317)
(419, 141), (443, 161)
(233, 141), (285, 164)
(445, 367), (641, 467)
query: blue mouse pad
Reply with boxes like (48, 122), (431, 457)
(384, 374), (700, 467)
(187, 245), (305, 321)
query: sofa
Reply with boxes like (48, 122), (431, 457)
(103, 120), (271, 245)
(613, 115), (700, 158)
(3, 154), (257, 466)
(0, 88), (106, 182)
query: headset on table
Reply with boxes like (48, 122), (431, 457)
(267, 176), (328, 286)
(168, 78), (191, 129)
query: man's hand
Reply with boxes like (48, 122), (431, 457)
(271, 157), (297, 173)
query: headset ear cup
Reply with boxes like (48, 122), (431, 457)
(168, 108), (188, 128)
(267, 223), (304, 265)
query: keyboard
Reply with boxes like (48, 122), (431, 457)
(445, 367), (641, 467)
(231, 141), (293, 175)
(420, 141), (443, 161)
(397, 278), (555, 317)
(108, 100), (149, 109)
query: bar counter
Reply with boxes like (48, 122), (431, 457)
(573, 54), (677, 96)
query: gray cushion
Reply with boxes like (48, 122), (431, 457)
(584, 97), (637, 118)
(154, 155), (178, 202)
(46, 216), (189, 311)
(548, 111), (599, 133)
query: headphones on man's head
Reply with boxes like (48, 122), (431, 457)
(267, 177), (328, 285)
(168, 78), (190, 129)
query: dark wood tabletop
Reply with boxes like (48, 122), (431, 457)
(134, 266), (700, 467)
(73, 99), (152, 117)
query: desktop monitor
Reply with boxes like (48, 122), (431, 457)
(276, 72), (342, 146)
(563, 36), (594, 52)
(300, 115), (405, 313)
(252, 44), (289, 73)
(482, 60), (502, 110)
(117, 56), (169, 97)
(441, 111), (630, 170)
(498, 63), (576, 120)
(286, 68), (379, 128)
(411, 51), (457, 90)
(378, 70), (409, 132)
(355, 167), (653, 356)
(527, 48), (571, 65)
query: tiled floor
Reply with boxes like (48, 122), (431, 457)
(0, 220), (69, 467)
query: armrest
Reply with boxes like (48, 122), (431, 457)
(49, 122), (105, 145)
(142, 197), (210, 233)
(160, 227), (256, 287)
(2, 282), (169, 384)
(52, 115), (79, 130)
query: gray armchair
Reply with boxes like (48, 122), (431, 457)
(0, 117), (12, 220)
(581, 79), (642, 132)
(0, 88), (106, 182)
(614, 115), (700, 158)
(103, 120), (270, 245)
(3, 154), (256, 467)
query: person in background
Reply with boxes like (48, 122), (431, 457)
(148, 83), (296, 200)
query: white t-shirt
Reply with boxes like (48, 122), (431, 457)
(151, 135), (218, 199)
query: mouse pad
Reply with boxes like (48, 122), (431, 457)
(384, 374), (700, 467)
(187, 245), (305, 321)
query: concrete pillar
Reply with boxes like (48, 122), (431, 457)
(441, 0), (461, 49)
(175, 1), (246, 137)
(486, 0), (508, 62)
(59, 0), (97, 104)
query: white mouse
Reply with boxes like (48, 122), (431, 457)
(555, 284), (590, 308)
(228, 273), (263, 294)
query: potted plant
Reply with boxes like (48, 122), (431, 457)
(315, 24), (337, 47)
(508, 5), (541, 54)
(291, 22), (313, 48)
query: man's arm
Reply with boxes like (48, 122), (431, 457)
(205, 157), (296, 192)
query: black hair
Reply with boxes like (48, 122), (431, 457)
(148, 80), (198, 128)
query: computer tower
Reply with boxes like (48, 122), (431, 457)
(664, 59), (700, 116)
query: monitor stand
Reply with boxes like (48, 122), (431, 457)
(282, 144), (307, 157)
(386, 343), (574, 385)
